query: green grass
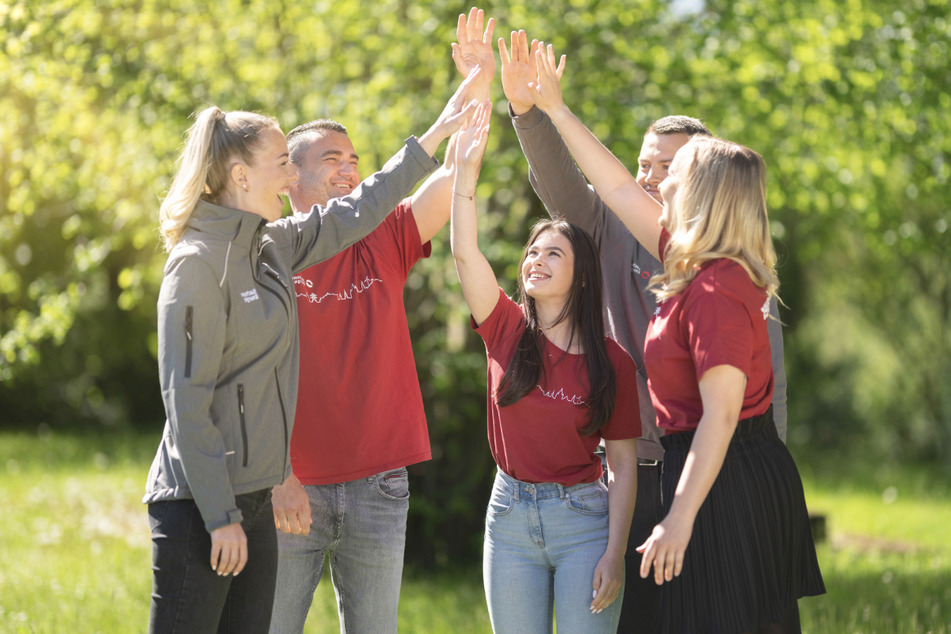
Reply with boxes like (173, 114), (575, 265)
(1, 428), (948, 633)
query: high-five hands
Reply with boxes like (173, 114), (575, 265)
(498, 30), (539, 115)
(452, 7), (495, 100)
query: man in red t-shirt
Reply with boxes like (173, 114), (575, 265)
(267, 12), (495, 634)
(266, 119), (443, 634)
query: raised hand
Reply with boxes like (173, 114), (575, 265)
(455, 99), (492, 178)
(451, 7), (495, 100)
(418, 66), (483, 158)
(499, 30), (539, 115)
(529, 41), (568, 115)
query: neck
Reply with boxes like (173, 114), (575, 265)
(535, 301), (580, 353)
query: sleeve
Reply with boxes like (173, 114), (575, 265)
(396, 200), (432, 276)
(510, 105), (629, 252)
(472, 288), (523, 350)
(685, 279), (756, 381)
(767, 296), (788, 442)
(157, 256), (239, 531)
(600, 341), (643, 440)
(271, 136), (438, 273)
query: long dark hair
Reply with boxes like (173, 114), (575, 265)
(496, 219), (617, 436)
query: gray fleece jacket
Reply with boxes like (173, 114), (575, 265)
(143, 137), (436, 531)
(510, 106), (788, 461)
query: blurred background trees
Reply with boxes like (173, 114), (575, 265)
(2, 0), (948, 566)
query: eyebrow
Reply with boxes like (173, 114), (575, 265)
(320, 149), (360, 161)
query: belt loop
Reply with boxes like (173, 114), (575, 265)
(512, 478), (520, 503)
(557, 483), (566, 500)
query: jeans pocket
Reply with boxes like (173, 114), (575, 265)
(486, 488), (515, 517)
(565, 485), (609, 516)
(148, 501), (170, 533)
(375, 468), (410, 501)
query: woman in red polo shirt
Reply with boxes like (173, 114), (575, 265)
(633, 136), (826, 632)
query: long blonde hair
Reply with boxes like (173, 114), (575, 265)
(159, 107), (279, 251)
(650, 136), (779, 302)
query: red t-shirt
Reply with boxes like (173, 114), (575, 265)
(474, 290), (641, 485)
(290, 201), (431, 484)
(644, 230), (774, 433)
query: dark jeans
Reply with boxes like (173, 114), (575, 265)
(616, 462), (663, 634)
(148, 489), (277, 634)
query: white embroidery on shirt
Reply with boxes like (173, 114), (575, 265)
(535, 385), (586, 405)
(761, 297), (770, 320)
(240, 289), (259, 304)
(294, 274), (383, 304)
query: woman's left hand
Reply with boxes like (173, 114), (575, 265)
(590, 552), (623, 613)
(529, 41), (567, 114)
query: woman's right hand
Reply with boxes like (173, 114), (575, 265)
(210, 522), (248, 576)
(454, 99), (492, 177)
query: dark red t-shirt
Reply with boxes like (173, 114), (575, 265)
(644, 230), (774, 433)
(290, 201), (431, 484)
(474, 290), (641, 485)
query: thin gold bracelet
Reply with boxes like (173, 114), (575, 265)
(452, 189), (475, 200)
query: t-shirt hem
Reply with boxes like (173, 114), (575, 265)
(296, 450), (432, 486)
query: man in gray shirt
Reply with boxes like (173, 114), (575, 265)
(500, 30), (788, 633)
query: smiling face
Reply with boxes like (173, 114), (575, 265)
(636, 132), (690, 204)
(240, 126), (299, 222)
(659, 144), (690, 231)
(521, 229), (575, 304)
(288, 130), (361, 212)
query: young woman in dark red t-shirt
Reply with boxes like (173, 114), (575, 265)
(449, 102), (641, 632)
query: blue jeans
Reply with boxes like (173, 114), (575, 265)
(483, 470), (622, 633)
(268, 468), (410, 634)
(148, 489), (277, 634)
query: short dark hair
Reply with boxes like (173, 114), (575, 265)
(286, 119), (349, 165)
(647, 115), (712, 138)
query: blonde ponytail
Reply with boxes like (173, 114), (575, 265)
(159, 107), (279, 252)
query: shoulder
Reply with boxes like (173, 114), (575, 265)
(605, 337), (637, 374)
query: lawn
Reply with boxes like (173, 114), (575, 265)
(0, 427), (948, 633)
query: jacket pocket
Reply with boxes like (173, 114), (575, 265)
(184, 306), (193, 378)
(237, 383), (249, 467)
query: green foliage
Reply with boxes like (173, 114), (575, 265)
(1, 0), (949, 566)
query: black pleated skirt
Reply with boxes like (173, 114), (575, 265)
(656, 408), (825, 634)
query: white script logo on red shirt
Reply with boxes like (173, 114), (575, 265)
(535, 385), (585, 405)
(293, 274), (383, 304)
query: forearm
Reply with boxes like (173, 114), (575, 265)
(450, 165), (497, 323)
(666, 413), (735, 524)
(511, 105), (604, 232)
(605, 462), (637, 559)
(544, 104), (662, 256)
(289, 137), (437, 272)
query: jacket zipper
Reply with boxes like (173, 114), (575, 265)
(184, 306), (193, 378)
(274, 368), (289, 477)
(237, 384), (249, 467)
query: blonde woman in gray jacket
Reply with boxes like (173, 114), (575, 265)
(143, 69), (481, 634)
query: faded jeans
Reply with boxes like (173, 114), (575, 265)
(268, 468), (410, 634)
(483, 469), (622, 633)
